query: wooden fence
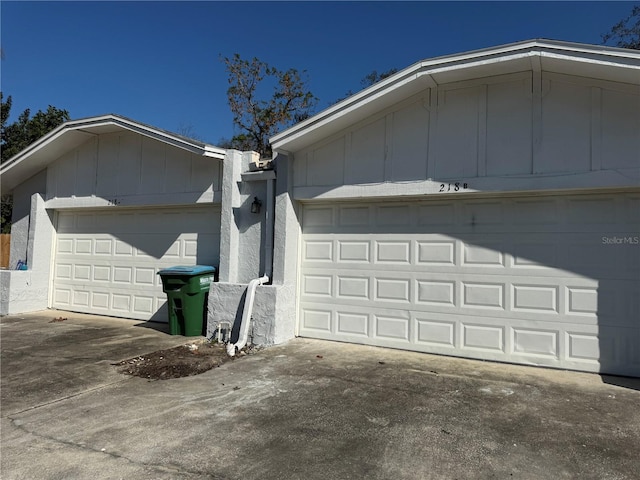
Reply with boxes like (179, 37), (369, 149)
(0, 234), (10, 269)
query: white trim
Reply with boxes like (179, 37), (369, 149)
(11, 115), (225, 164)
(296, 186), (640, 205)
(0, 114), (225, 193)
(541, 71), (640, 94)
(48, 210), (60, 309)
(291, 169), (640, 202)
(44, 191), (221, 210)
(241, 170), (277, 182)
(294, 206), (303, 338)
(436, 71), (532, 92)
(271, 40), (640, 153)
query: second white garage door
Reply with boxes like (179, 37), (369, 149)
(299, 192), (640, 376)
(52, 206), (220, 321)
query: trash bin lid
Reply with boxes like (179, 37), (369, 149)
(157, 265), (217, 276)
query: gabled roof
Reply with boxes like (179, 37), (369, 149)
(271, 39), (640, 153)
(0, 114), (225, 193)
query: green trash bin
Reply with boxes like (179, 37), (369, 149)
(158, 265), (217, 336)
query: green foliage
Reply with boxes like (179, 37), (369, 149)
(222, 54), (317, 158)
(0, 93), (70, 233)
(1, 99), (70, 163)
(1, 195), (11, 234)
(1, 93), (11, 133)
(602, 5), (640, 49)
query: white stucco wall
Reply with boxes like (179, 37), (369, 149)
(217, 150), (271, 284)
(209, 150), (272, 343)
(270, 154), (300, 343)
(238, 179), (267, 281)
(9, 170), (47, 269)
(206, 281), (297, 347)
(206, 283), (277, 346)
(0, 271), (10, 315)
(2, 194), (55, 314)
(208, 152), (298, 347)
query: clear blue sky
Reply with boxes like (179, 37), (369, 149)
(1, 1), (635, 145)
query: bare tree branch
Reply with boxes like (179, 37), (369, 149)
(222, 54), (317, 158)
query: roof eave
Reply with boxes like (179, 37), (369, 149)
(0, 114), (225, 193)
(271, 39), (640, 153)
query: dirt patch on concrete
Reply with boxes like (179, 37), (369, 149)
(115, 341), (235, 380)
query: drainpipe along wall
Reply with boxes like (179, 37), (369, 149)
(208, 150), (278, 351)
(226, 172), (275, 356)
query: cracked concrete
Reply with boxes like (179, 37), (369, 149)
(2, 311), (640, 480)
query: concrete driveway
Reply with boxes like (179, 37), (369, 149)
(1, 311), (639, 480)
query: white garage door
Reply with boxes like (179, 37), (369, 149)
(53, 206), (220, 321)
(299, 193), (640, 376)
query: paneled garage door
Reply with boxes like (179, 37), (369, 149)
(53, 206), (220, 321)
(299, 193), (640, 376)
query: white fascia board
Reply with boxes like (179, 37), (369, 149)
(82, 115), (218, 157)
(538, 49), (640, 70)
(0, 128), (93, 193)
(271, 40), (640, 153)
(1, 114), (224, 192)
(1, 121), (71, 171)
(533, 39), (640, 60)
(203, 145), (226, 159)
(413, 39), (640, 68)
(4, 114), (223, 166)
(271, 70), (433, 151)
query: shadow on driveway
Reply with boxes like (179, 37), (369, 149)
(2, 311), (639, 480)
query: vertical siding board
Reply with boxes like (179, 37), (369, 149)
(116, 134), (142, 195)
(591, 87), (602, 171)
(539, 75), (591, 173)
(140, 137), (166, 195)
(55, 150), (77, 198)
(343, 134), (350, 186)
(215, 158), (223, 193)
(434, 86), (480, 179)
(74, 137), (98, 197)
(531, 64), (543, 175)
(308, 137), (345, 186)
(384, 113), (393, 182)
(292, 150), (307, 187)
(346, 119), (385, 184)
(190, 153), (216, 193)
(164, 147), (191, 193)
(306, 149), (313, 187)
(46, 158), (57, 200)
(601, 88), (640, 170)
(426, 87), (438, 180)
(340, 131), (358, 185)
(289, 73), (634, 194)
(390, 100), (429, 182)
(41, 131), (223, 205)
(486, 79), (532, 176)
(477, 85), (488, 177)
(96, 133), (120, 197)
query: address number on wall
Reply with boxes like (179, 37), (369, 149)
(439, 182), (468, 192)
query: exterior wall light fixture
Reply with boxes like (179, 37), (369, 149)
(251, 197), (262, 214)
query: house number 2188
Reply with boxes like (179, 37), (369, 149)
(439, 182), (468, 192)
